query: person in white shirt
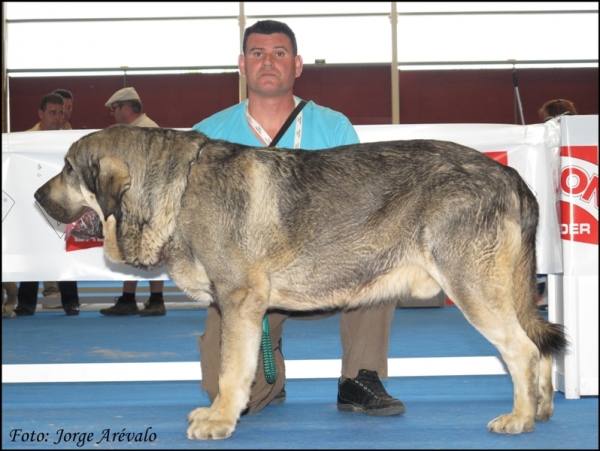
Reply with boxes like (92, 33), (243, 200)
(100, 87), (165, 317)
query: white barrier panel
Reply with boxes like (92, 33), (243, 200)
(2, 123), (562, 281)
(356, 122), (563, 276)
(2, 129), (169, 282)
(553, 115), (599, 398)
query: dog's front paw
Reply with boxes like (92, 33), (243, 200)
(187, 407), (212, 423)
(186, 419), (235, 440)
(488, 413), (534, 434)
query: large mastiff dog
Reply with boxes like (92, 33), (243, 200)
(35, 125), (566, 440)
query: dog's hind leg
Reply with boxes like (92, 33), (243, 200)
(536, 354), (554, 420)
(484, 322), (539, 434)
(187, 273), (269, 440)
(448, 281), (540, 434)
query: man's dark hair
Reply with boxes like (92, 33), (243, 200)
(243, 20), (298, 56)
(40, 93), (64, 111)
(53, 89), (73, 103)
(123, 99), (142, 114)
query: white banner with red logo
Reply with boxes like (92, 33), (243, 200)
(2, 129), (169, 282)
(356, 122), (564, 278)
(553, 115), (598, 398)
(2, 123), (565, 281)
(559, 116), (599, 275)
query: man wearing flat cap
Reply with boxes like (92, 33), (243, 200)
(105, 87), (159, 128)
(102, 87), (164, 317)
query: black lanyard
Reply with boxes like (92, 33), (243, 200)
(268, 100), (307, 147)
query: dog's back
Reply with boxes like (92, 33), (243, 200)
(189, 139), (527, 304)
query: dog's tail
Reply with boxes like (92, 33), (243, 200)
(512, 175), (568, 357)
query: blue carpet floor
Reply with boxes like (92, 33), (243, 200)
(2, 307), (498, 364)
(2, 307), (598, 449)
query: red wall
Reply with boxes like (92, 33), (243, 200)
(8, 66), (598, 132)
(295, 66), (393, 125)
(398, 67), (599, 125)
(9, 72), (239, 132)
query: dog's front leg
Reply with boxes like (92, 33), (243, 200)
(187, 286), (266, 440)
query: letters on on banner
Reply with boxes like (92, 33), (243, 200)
(559, 146), (598, 245)
(559, 115), (599, 277)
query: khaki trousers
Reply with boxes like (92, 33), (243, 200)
(198, 302), (395, 414)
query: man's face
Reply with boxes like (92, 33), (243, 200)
(110, 103), (127, 124)
(239, 32), (303, 97)
(38, 102), (64, 130)
(62, 98), (73, 123)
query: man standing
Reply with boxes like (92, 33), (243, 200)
(27, 92), (65, 131)
(15, 93), (80, 316)
(193, 20), (404, 417)
(53, 89), (74, 130)
(105, 87), (158, 127)
(42, 89), (76, 301)
(100, 87), (165, 317)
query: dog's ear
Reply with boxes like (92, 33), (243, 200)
(93, 156), (131, 221)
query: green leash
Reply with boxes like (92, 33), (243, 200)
(261, 315), (277, 384)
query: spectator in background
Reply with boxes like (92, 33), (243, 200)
(27, 92), (64, 131)
(20, 93), (80, 315)
(536, 98), (578, 309)
(42, 89), (76, 301)
(14, 282), (80, 316)
(99, 87), (165, 317)
(2, 282), (18, 318)
(53, 89), (74, 130)
(538, 99), (578, 121)
(105, 87), (159, 127)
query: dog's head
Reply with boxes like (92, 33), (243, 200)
(35, 148), (130, 225)
(35, 127), (133, 265)
(35, 125), (205, 269)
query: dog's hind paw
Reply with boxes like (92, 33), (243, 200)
(488, 414), (534, 434)
(186, 420), (235, 440)
(187, 407), (212, 423)
(536, 396), (554, 421)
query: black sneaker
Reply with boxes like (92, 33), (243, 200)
(64, 306), (80, 316)
(13, 306), (34, 317)
(99, 297), (139, 316)
(139, 298), (166, 317)
(337, 369), (406, 416)
(270, 385), (286, 405)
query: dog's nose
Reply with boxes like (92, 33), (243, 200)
(34, 189), (43, 203)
